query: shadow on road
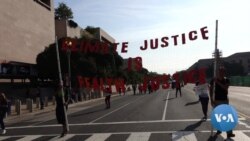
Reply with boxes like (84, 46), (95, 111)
(183, 119), (205, 131)
(185, 100), (200, 106)
(173, 119), (206, 141)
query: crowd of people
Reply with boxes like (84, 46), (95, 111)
(0, 66), (236, 140)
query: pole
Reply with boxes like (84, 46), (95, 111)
(55, 36), (69, 132)
(67, 49), (72, 102)
(211, 20), (219, 136)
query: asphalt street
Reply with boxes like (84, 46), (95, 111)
(1, 86), (250, 141)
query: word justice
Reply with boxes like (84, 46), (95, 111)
(139, 26), (209, 51)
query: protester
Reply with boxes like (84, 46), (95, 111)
(209, 67), (235, 139)
(55, 85), (68, 137)
(175, 81), (182, 97)
(104, 86), (111, 109)
(132, 84), (137, 95)
(36, 87), (44, 110)
(194, 81), (209, 120)
(118, 87), (122, 96)
(147, 82), (152, 94)
(0, 92), (8, 134)
(138, 84), (143, 94)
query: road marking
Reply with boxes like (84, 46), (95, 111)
(49, 134), (75, 141)
(16, 135), (42, 141)
(172, 131), (197, 141)
(238, 111), (250, 119)
(90, 96), (145, 123)
(85, 133), (111, 141)
(221, 131), (250, 141)
(1, 130), (250, 139)
(6, 117), (246, 129)
(90, 102), (131, 123)
(162, 91), (170, 120)
(239, 121), (250, 129)
(126, 132), (151, 141)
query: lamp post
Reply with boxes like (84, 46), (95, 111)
(55, 36), (69, 132)
(65, 41), (72, 102)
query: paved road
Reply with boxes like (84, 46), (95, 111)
(1, 86), (250, 141)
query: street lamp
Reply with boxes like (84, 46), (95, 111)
(65, 40), (72, 102)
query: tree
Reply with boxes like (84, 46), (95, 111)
(206, 61), (245, 79)
(55, 2), (73, 20)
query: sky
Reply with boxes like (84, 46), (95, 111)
(54, 0), (250, 75)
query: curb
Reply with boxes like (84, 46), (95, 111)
(5, 93), (122, 124)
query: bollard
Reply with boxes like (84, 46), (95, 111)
(52, 96), (56, 105)
(44, 96), (48, 107)
(36, 97), (40, 108)
(75, 94), (78, 102)
(26, 98), (29, 110)
(15, 100), (21, 115)
(79, 93), (83, 101)
(7, 100), (11, 115)
(28, 99), (33, 113)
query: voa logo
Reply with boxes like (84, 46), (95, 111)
(211, 104), (238, 132)
(215, 113), (234, 123)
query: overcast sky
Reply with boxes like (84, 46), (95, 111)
(54, 0), (250, 74)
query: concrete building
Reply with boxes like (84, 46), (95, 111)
(55, 19), (94, 40)
(55, 21), (115, 46)
(0, 0), (55, 64)
(188, 51), (250, 75)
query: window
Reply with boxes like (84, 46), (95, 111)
(34, 0), (51, 10)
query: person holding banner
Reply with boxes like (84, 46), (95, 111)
(55, 85), (68, 137)
(209, 67), (235, 138)
(194, 81), (209, 120)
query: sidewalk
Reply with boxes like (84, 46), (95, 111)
(5, 92), (131, 125)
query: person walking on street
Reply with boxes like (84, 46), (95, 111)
(132, 84), (137, 95)
(104, 86), (111, 109)
(0, 93), (8, 134)
(55, 85), (68, 137)
(36, 87), (44, 110)
(147, 82), (152, 94)
(209, 67), (235, 139)
(175, 81), (182, 97)
(194, 81), (209, 120)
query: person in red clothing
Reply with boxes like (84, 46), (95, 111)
(104, 86), (111, 109)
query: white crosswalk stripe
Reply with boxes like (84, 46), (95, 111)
(85, 133), (111, 141)
(126, 132), (151, 141)
(0, 131), (250, 141)
(49, 134), (75, 141)
(221, 131), (250, 141)
(172, 131), (197, 141)
(16, 135), (42, 141)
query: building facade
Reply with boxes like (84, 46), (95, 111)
(0, 0), (55, 64)
(0, 0), (55, 80)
